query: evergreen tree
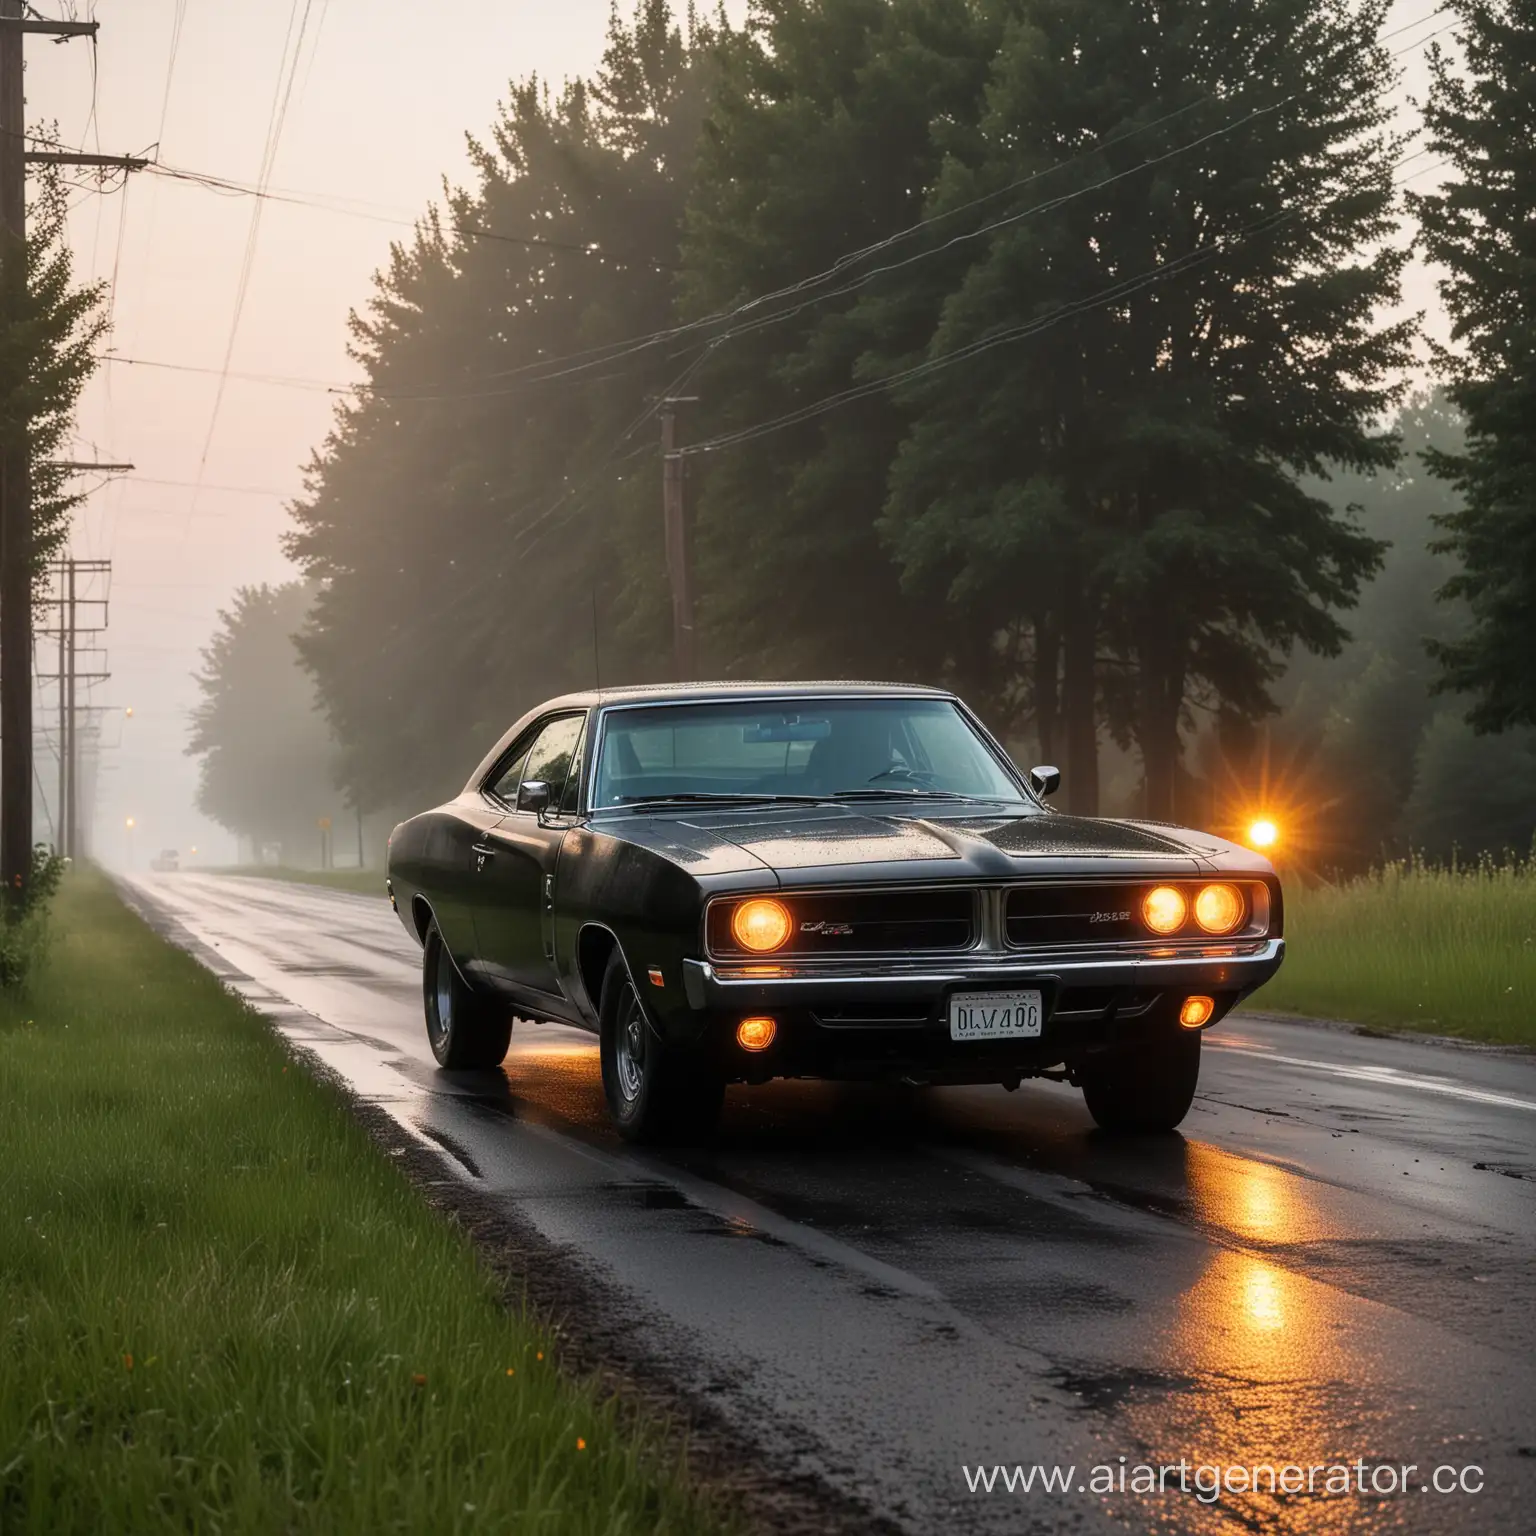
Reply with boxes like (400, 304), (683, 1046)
(879, 0), (1411, 818)
(678, 0), (995, 685)
(0, 167), (109, 590)
(187, 583), (343, 863)
(286, 3), (723, 814)
(1411, 0), (1536, 733)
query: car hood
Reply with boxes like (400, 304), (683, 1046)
(607, 803), (1262, 886)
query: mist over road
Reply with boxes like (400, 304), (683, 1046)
(127, 872), (1536, 1534)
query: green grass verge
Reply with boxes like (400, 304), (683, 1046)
(0, 869), (730, 1534)
(1253, 856), (1536, 1045)
(202, 864), (386, 897)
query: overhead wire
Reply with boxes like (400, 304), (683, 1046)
(182, 0), (319, 532)
(123, 6), (1454, 408)
(681, 147), (1446, 460)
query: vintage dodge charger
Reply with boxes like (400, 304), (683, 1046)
(387, 683), (1284, 1140)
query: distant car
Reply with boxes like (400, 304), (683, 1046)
(387, 684), (1284, 1141)
(149, 849), (180, 873)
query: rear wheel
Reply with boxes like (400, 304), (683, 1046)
(598, 949), (723, 1143)
(422, 921), (512, 1069)
(1080, 1030), (1200, 1133)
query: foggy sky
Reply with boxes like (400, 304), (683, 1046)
(28, 0), (1444, 869)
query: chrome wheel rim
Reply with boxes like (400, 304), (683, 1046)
(614, 985), (646, 1103)
(432, 944), (455, 1046)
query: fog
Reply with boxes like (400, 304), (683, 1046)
(28, 0), (1439, 869)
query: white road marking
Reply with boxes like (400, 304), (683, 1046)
(1210, 1039), (1536, 1114)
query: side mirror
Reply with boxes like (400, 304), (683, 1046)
(517, 780), (552, 814)
(1029, 765), (1061, 800)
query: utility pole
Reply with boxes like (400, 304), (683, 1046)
(0, 3), (139, 901)
(661, 398), (699, 682)
(38, 557), (110, 859)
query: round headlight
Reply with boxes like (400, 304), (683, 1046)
(1194, 883), (1245, 935)
(1142, 885), (1188, 936)
(731, 897), (793, 953)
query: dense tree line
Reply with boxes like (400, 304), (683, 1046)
(245, 0), (1536, 865)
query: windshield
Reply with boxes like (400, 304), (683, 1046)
(592, 697), (1027, 808)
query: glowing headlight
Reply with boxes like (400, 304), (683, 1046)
(1142, 885), (1188, 936)
(731, 897), (793, 954)
(1194, 883), (1245, 935)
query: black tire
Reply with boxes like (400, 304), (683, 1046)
(1080, 1030), (1200, 1133)
(422, 920), (512, 1069)
(598, 949), (723, 1143)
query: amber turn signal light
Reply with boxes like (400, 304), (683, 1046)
(731, 897), (793, 953)
(737, 1016), (777, 1052)
(1193, 883), (1245, 935)
(1179, 995), (1216, 1029)
(1142, 885), (1188, 936)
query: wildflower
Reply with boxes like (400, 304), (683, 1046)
(577, 1438), (587, 1451)
(506, 1368), (515, 1376)
(123, 1354), (133, 1371)
(536, 1351), (543, 1361)
(411, 1373), (427, 1388)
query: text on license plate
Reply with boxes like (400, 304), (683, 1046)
(949, 989), (1043, 1041)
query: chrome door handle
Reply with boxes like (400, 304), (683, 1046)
(472, 843), (495, 871)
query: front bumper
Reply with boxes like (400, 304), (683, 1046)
(676, 937), (1285, 1082)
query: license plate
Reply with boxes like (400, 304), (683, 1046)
(949, 988), (1043, 1041)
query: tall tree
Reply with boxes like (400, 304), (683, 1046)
(678, 0), (996, 686)
(0, 167), (109, 590)
(1411, 0), (1536, 733)
(187, 583), (342, 864)
(879, 0), (1410, 818)
(286, 3), (723, 815)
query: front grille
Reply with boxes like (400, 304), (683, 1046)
(709, 889), (974, 958)
(1006, 883), (1151, 947)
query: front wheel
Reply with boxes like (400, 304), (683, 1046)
(598, 950), (723, 1143)
(422, 921), (512, 1069)
(1079, 1030), (1200, 1133)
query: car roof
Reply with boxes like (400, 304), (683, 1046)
(541, 680), (957, 710)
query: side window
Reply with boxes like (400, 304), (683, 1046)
(520, 714), (585, 811)
(559, 719), (589, 814)
(488, 747), (530, 806)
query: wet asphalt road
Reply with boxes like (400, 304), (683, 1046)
(125, 872), (1536, 1536)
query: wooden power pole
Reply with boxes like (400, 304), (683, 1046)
(661, 398), (699, 682)
(0, 3), (140, 901)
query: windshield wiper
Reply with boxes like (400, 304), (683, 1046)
(613, 792), (826, 809)
(829, 788), (975, 801)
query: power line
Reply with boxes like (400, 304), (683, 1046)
(681, 148), (1443, 461)
(154, 0), (188, 151)
(183, 0), (316, 531)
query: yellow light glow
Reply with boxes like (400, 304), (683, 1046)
(1194, 883), (1245, 935)
(125, 817), (135, 830)
(124, 706), (134, 718)
(1180, 994), (1216, 1029)
(731, 897), (793, 954)
(736, 1016), (777, 1052)
(1247, 819), (1278, 849)
(1142, 885), (1188, 936)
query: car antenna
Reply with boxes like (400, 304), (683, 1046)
(590, 587), (602, 689)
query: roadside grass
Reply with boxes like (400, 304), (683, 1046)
(1253, 855), (1536, 1045)
(202, 864), (385, 897)
(0, 869), (730, 1535)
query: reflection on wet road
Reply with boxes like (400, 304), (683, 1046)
(126, 872), (1536, 1534)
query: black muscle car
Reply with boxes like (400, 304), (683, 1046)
(387, 683), (1284, 1141)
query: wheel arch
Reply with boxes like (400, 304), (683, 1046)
(576, 922), (625, 1021)
(410, 893), (435, 944)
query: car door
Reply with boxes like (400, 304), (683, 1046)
(471, 712), (587, 1010)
